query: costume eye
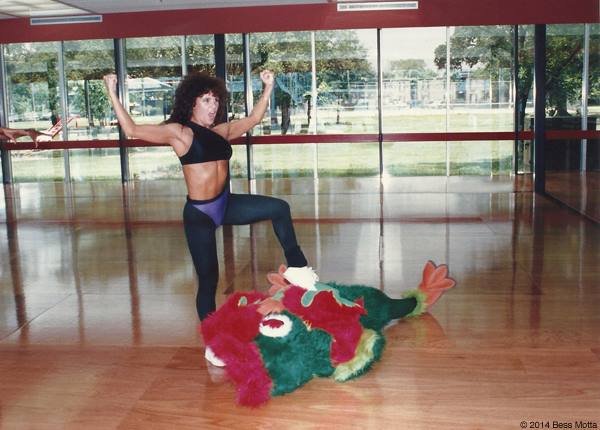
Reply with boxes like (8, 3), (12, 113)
(259, 313), (292, 338)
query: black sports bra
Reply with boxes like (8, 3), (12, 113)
(178, 121), (232, 165)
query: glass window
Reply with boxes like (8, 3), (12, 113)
(546, 24), (585, 119)
(253, 144), (315, 178)
(225, 33), (248, 180)
(4, 42), (65, 182)
(125, 36), (183, 180)
(225, 34), (245, 122)
(381, 27), (447, 133)
(588, 24), (600, 173)
(251, 140), (381, 179)
(317, 142), (379, 177)
(315, 29), (378, 134)
(517, 24), (535, 174)
(315, 29), (379, 177)
(544, 24), (598, 220)
(449, 140), (513, 175)
(384, 142), (447, 176)
(64, 39), (117, 140)
(248, 31), (316, 178)
(447, 26), (515, 132)
(544, 24), (585, 174)
(64, 39), (121, 181)
(186, 35), (216, 75)
(248, 31), (313, 136)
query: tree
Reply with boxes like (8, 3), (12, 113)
(544, 26), (586, 117)
(433, 25), (599, 125)
(434, 26), (513, 107)
(5, 42), (60, 123)
(4, 40), (118, 129)
(387, 59), (437, 80)
(247, 31), (376, 133)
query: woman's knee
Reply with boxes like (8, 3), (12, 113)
(271, 197), (291, 218)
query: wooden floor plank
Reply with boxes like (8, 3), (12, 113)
(1, 178), (599, 429)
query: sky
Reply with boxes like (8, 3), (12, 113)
(360, 27), (454, 71)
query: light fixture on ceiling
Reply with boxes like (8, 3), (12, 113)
(30, 15), (102, 25)
(1, 0), (90, 18)
(337, 1), (419, 12)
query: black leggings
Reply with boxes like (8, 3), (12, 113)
(183, 193), (308, 320)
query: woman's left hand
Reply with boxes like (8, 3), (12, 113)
(2, 129), (17, 142)
(260, 70), (275, 87)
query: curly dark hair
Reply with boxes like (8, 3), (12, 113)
(166, 72), (228, 126)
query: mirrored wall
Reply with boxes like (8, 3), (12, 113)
(544, 24), (599, 222)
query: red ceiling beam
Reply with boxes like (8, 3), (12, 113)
(0, 1), (598, 44)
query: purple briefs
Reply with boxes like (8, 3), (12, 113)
(187, 186), (229, 227)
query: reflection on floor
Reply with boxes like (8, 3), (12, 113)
(1, 178), (598, 429)
(546, 171), (600, 223)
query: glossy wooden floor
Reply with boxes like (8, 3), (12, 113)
(1, 177), (599, 429)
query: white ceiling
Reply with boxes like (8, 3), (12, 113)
(0, 0), (332, 20)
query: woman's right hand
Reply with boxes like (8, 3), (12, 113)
(103, 74), (118, 94)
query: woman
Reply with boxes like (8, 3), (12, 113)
(103, 70), (317, 324)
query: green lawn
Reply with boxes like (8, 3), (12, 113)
(9, 141), (514, 182)
(8, 108), (521, 182)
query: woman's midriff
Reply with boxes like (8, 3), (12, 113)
(183, 160), (229, 200)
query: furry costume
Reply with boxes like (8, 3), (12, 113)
(200, 260), (455, 407)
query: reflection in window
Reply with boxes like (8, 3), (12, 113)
(65, 39), (116, 140)
(126, 36), (182, 124)
(186, 35), (216, 75)
(544, 25), (586, 173)
(546, 25), (585, 119)
(445, 26), (515, 132)
(248, 32), (316, 178)
(225, 34), (248, 179)
(249, 32), (313, 136)
(449, 141), (513, 175)
(226, 34), (244, 122)
(588, 24), (600, 172)
(4, 42), (65, 182)
(3, 24), (594, 184)
(541, 24), (600, 222)
(315, 29), (378, 134)
(125, 36), (183, 180)
(381, 27), (447, 133)
(64, 39), (121, 180)
(544, 24), (599, 220)
(315, 30), (379, 177)
(384, 142), (447, 176)
(253, 144), (315, 178)
(517, 25), (535, 174)
(317, 143), (378, 177)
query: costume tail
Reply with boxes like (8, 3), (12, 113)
(264, 261), (455, 326)
(399, 260), (456, 318)
(418, 260), (456, 308)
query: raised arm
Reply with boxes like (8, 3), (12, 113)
(1, 127), (31, 141)
(103, 74), (182, 146)
(1, 127), (46, 146)
(215, 70), (275, 141)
